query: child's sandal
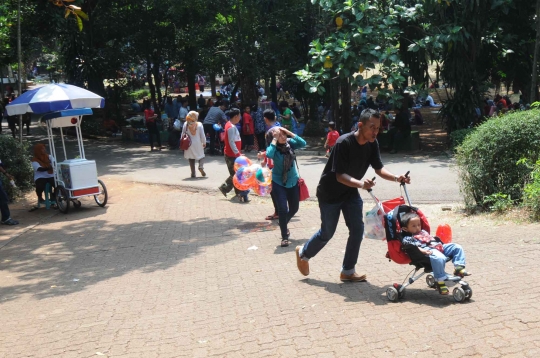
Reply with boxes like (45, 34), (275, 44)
(437, 282), (449, 295)
(453, 266), (471, 277)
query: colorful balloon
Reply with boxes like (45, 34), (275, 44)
(234, 156), (252, 171)
(436, 224), (453, 244)
(255, 167), (272, 185)
(253, 183), (272, 196)
(233, 175), (251, 191)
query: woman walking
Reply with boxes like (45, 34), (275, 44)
(182, 111), (207, 178)
(265, 126), (306, 247)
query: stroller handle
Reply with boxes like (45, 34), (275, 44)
(367, 171), (412, 215)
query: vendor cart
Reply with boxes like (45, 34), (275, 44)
(5, 83), (107, 214)
(41, 108), (107, 213)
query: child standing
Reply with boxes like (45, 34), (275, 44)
(324, 121), (340, 158)
(401, 212), (471, 295)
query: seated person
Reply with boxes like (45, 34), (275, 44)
(413, 109), (424, 125)
(387, 107), (411, 154)
(131, 100), (142, 112)
(103, 118), (120, 133)
(401, 212), (471, 295)
(424, 94), (441, 107)
(31, 144), (56, 204)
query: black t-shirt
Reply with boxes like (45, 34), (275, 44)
(316, 132), (384, 203)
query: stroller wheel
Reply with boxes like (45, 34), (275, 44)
(426, 275), (436, 288)
(386, 286), (399, 302)
(453, 287), (466, 303)
(463, 286), (473, 300)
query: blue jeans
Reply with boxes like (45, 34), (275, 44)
(271, 182), (299, 239)
(429, 243), (466, 281)
(0, 180), (11, 221)
(301, 194), (364, 274)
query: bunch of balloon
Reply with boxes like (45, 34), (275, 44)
(232, 156), (272, 196)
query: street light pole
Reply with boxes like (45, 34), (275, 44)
(17, 0), (23, 143)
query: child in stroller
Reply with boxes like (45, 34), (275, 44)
(401, 212), (471, 295)
(369, 175), (473, 303)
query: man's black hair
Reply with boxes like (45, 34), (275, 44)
(228, 108), (240, 118)
(328, 121), (336, 130)
(263, 109), (275, 121)
(359, 108), (380, 124)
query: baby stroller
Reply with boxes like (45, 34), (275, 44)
(207, 123), (225, 155)
(367, 173), (472, 303)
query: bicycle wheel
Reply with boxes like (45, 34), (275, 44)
(94, 180), (108, 207)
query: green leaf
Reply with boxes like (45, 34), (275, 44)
(74, 9), (89, 21)
(75, 14), (83, 31)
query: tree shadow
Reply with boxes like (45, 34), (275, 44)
(0, 209), (252, 303)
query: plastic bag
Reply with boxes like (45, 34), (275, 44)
(364, 205), (385, 240)
(173, 119), (182, 131)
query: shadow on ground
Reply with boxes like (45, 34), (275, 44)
(0, 207), (253, 303)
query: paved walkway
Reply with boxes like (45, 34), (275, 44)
(2, 124), (539, 357)
(1, 179), (540, 357)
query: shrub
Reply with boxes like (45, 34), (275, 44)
(0, 136), (34, 199)
(129, 89), (149, 100)
(449, 128), (474, 150)
(482, 193), (514, 213)
(519, 158), (540, 220)
(455, 109), (540, 208)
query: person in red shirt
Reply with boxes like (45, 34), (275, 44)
(324, 122), (340, 158)
(218, 108), (248, 201)
(241, 104), (254, 152)
(143, 100), (161, 151)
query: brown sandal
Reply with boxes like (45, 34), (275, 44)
(265, 213), (279, 220)
(280, 239), (290, 247)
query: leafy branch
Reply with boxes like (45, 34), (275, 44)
(49, 0), (88, 31)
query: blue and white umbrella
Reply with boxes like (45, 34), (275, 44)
(5, 83), (105, 116)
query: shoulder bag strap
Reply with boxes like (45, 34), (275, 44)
(294, 158), (301, 178)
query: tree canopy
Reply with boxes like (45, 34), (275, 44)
(0, 0), (538, 132)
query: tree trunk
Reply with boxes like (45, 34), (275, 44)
(210, 73), (216, 97)
(331, 78), (340, 127)
(0, 67), (4, 98)
(152, 57), (162, 107)
(531, 0), (540, 103)
(270, 73), (277, 103)
(147, 57), (160, 116)
(186, 65), (197, 111)
(163, 67), (170, 99)
(264, 78), (270, 98)
(340, 77), (351, 132)
(240, 74), (258, 107)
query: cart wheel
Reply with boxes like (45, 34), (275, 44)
(72, 200), (82, 209)
(426, 275), (436, 288)
(94, 179), (108, 207)
(386, 286), (399, 302)
(453, 287), (466, 303)
(56, 186), (70, 213)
